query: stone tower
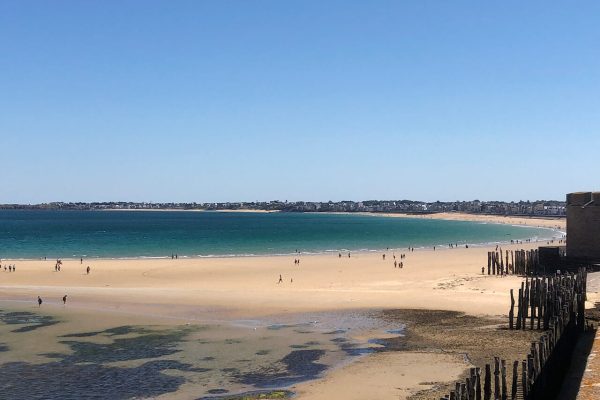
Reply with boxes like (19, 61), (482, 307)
(566, 191), (600, 260)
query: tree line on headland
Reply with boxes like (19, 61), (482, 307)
(0, 199), (566, 216)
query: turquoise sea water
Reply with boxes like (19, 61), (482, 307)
(0, 210), (558, 259)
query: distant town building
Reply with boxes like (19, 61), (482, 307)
(566, 192), (600, 261)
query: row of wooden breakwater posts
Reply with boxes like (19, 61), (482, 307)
(439, 267), (588, 400)
(486, 249), (542, 276)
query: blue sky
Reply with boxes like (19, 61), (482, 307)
(1, 1), (598, 203)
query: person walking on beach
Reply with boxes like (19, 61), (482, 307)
(382, 254), (386, 260)
(63, 295), (67, 305)
(80, 257), (83, 264)
(37, 296), (42, 307)
(86, 266), (90, 274)
(394, 260), (397, 268)
(278, 274), (283, 284)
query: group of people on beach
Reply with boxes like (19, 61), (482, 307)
(391, 252), (407, 268)
(2, 263), (16, 272)
(37, 294), (68, 307)
(53, 259), (91, 274)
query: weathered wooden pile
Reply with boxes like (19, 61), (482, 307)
(439, 268), (587, 400)
(487, 249), (541, 276)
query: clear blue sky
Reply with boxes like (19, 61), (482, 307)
(1, 1), (598, 203)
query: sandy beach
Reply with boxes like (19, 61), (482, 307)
(0, 242), (550, 319)
(0, 229), (565, 399)
(359, 211), (566, 231)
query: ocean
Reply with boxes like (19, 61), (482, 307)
(0, 210), (557, 259)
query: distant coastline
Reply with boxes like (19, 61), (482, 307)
(0, 198), (567, 218)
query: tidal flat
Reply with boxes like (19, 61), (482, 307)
(0, 303), (405, 399)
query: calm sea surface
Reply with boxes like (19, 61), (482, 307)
(0, 210), (557, 259)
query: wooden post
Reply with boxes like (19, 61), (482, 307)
(509, 289), (515, 329)
(476, 367), (482, 400)
(494, 357), (500, 400)
(532, 342), (540, 381)
(516, 287), (523, 330)
(510, 250), (514, 274)
(521, 360), (528, 399)
(511, 361), (518, 400)
(537, 279), (543, 330)
(484, 364), (491, 400)
(530, 279), (536, 330)
(523, 279), (530, 330)
(501, 359), (507, 400)
(527, 354), (534, 397)
(466, 377), (472, 400)
(469, 368), (476, 400)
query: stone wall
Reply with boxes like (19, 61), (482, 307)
(567, 192), (600, 260)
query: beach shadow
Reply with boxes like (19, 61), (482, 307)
(555, 327), (597, 400)
(557, 301), (600, 400)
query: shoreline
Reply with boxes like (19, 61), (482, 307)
(1, 236), (560, 262)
